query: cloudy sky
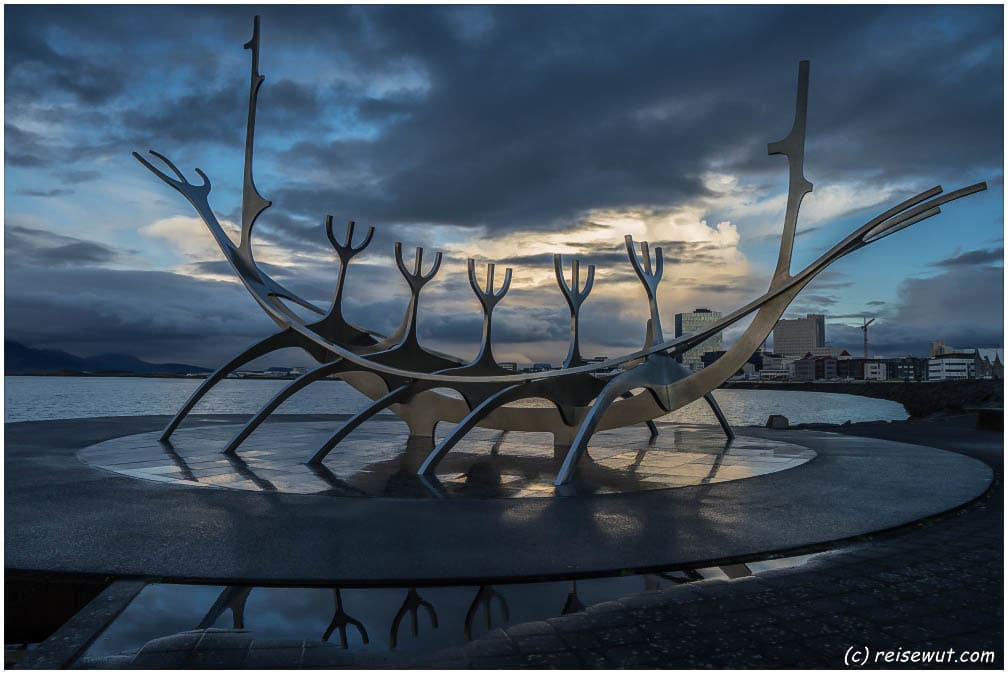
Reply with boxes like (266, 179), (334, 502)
(5, 5), (1003, 368)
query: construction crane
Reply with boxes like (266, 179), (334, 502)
(861, 317), (875, 358)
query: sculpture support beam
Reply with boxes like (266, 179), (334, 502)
(222, 360), (346, 455)
(703, 392), (735, 441)
(308, 384), (414, 465)
(160, 330), (301, 441)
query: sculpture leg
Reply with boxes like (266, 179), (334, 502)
(222, 360), (346, 455)
(703, 392), (735, 441)
(417, 384), (525, 476)
(555, 372), (640, 486)
(308, 384), (413, 465)
(160, 330), (300, 441)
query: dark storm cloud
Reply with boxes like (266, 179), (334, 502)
(892, 267), (1003, 335)
(356, 95), (415, 124)
(7, 5), (1000, 230)
(782, 272), (851, 316)
(5, 120), (121, 169)
(277, 4), (999, 230)
(15, 188), (73, 198)
(4, 124), (51, 168)
(804, 271), (853, 290)
(215, 199), (468, 267)
(3, 19), (129, 104)
(825, 266), (1003, 356)
(188, 259), (304, 284)
(796, 294), (838, 307)
(931, 246), (1004, 268)
(416, 304), (569, 346)
(58, 169), (101, 184)
(5, 266), (277, 366)
(5, 226), (118, 267)
(117, 79), (324, 153)
(689, 282), (747, 294)
(747, 225), (823, 243)
(120, 84), (247, 148)
(492, 237), (736, 274)
(579, 298), (656, 351)
(830, 322), (1002, 359)
(4, 5), (1002, 363)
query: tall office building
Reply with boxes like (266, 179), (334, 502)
(772, 313), (826, 358)
(674, 308), (723, 371)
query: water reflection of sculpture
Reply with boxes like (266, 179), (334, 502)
(196, 575), (704, 649)
(136, 17), (986, 487)
(159, 418), (734, 498)
(194, 584), (468, 648)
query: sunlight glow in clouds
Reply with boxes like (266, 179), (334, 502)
(700, 171), (906, 241)
(140, 215), (332, 283)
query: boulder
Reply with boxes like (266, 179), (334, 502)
(765, 414), (789, 430)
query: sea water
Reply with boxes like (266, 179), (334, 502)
(4, 376), (908, 425)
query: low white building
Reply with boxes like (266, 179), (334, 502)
(928, 354), (975, 380)
(759, 352), (793, 379)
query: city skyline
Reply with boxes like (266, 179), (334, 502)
(5, 5), (1003, 368)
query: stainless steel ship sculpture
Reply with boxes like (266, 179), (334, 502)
(135, 17), (986, 487)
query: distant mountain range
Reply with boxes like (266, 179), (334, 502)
(5, 341), (210, 375)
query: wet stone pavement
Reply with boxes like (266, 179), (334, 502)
(52, 416), (1008, 668)
(424, 417), (1003, 669)
(77, 482), (1001, 669)
(433, 498), (1002, 668)
(77, 420), (814, 498)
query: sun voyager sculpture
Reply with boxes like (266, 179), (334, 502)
(135, 17), (986, 488)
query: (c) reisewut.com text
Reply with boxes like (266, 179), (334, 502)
(844, 646), (997, 666)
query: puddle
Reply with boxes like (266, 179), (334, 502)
(86, 554), (824, 660)
(79, 421), (815, 497)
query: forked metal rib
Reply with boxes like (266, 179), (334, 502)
(309, 217), (379, 345)
(464, 259), (512, 372)
(390, 242), (443, 349)
(554, 254), (595, 368)
(625, 235), (664, 346)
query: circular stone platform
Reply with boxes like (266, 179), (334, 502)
(5, 415), (993, 585)
(78, 420), (815, 498)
